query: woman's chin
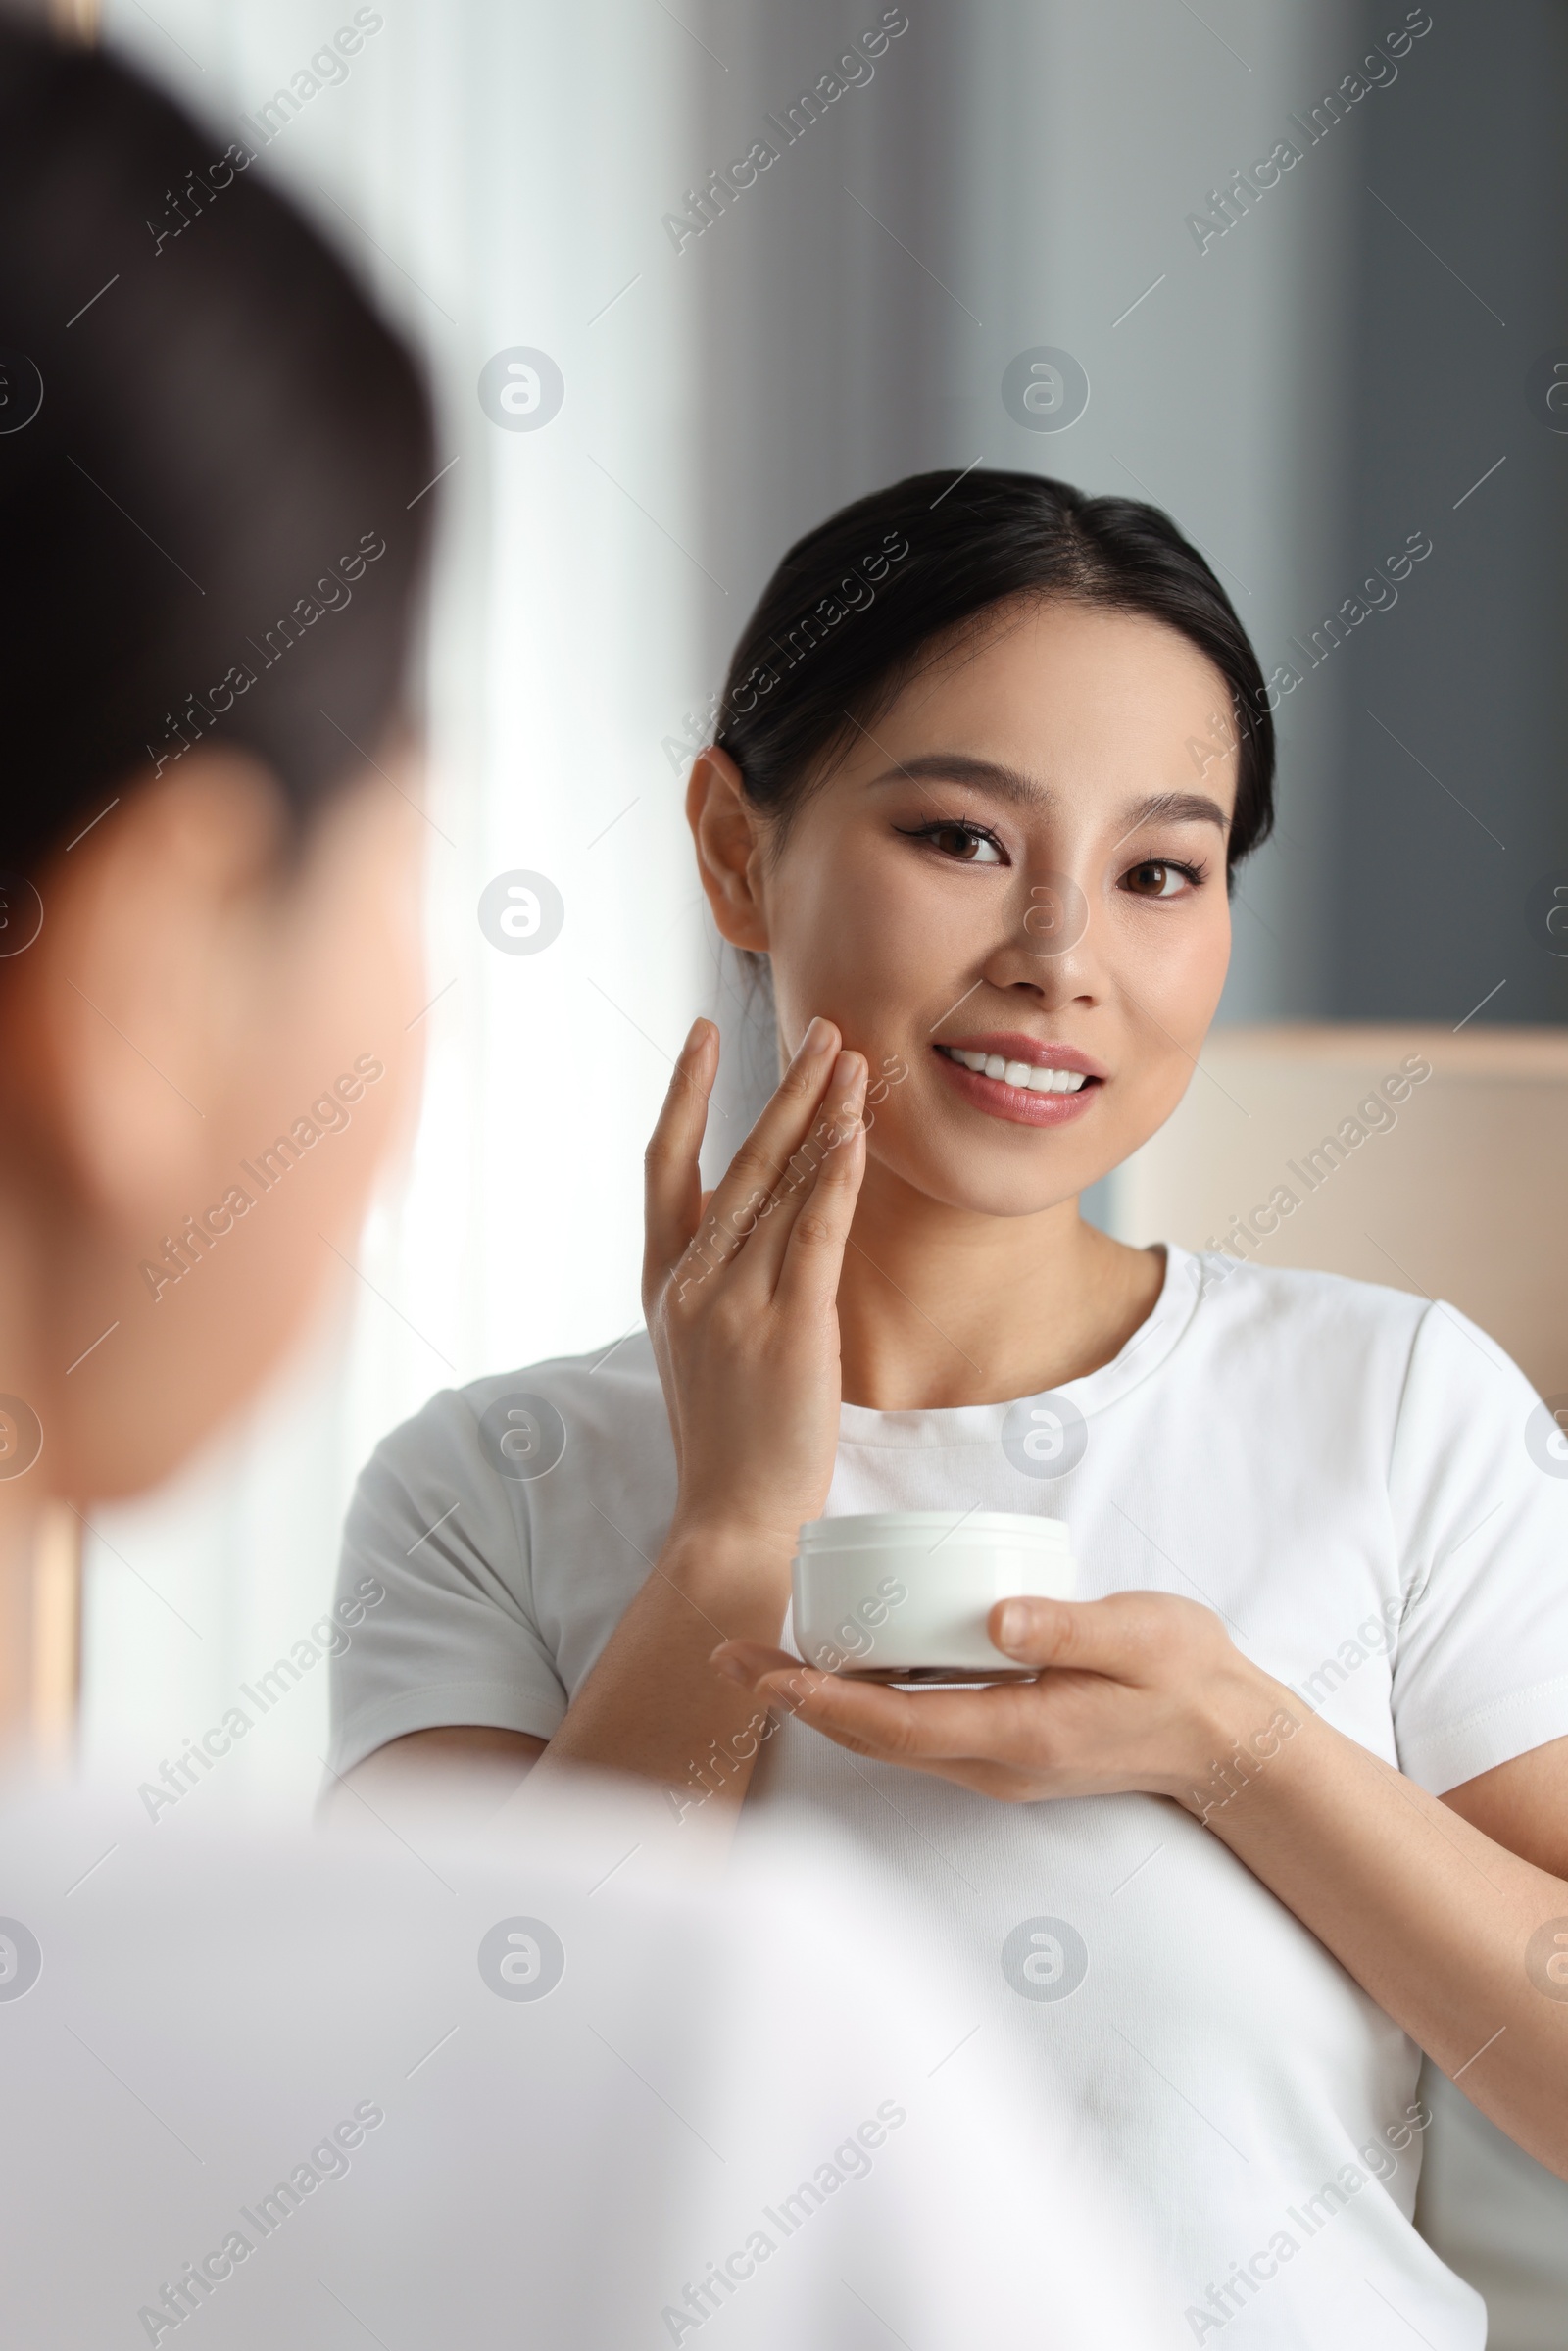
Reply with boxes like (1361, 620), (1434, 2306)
(863, 1117), (1101, 1223)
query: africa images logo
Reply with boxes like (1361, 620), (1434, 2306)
(136, 2102), (385, 2341)
(476, 870), (565, 955)
(476, 348), (565, 432)
(476, 1916), (565, 2001)
(1001, 1391), (1088, 1479)
(0, 1917), (43, 2001)
(1001, 1915), (1089, 2001)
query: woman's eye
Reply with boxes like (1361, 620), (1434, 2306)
(900, 821), (1004, 864)
(1122, 858), (1199, 899)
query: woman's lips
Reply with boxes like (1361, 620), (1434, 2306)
(930, 1043), (1102, 1128)
(935, 1032), (1107, 1080)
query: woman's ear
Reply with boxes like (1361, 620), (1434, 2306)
(686, 748), (771, 952)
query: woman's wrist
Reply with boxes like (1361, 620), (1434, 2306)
(658, 1515), (797, 1629)
(1171, 1657), (1308, 1826)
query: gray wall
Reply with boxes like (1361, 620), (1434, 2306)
(676, 0), (1565, 1097)
(1333, 0), (1568, 1026)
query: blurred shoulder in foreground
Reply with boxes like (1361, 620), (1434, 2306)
(0, 1763), (1184, 2346)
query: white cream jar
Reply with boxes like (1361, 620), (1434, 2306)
(791, 1509), (1076, 1683)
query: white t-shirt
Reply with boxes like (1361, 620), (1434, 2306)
(329, 1244), (1568, 2349)
(0, 1769), (1179, 2346)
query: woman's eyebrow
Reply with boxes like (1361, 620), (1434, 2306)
(865, 753), (1051, 803)
(1116, 790), (1232, 835)
(865, 756), (1231, 836)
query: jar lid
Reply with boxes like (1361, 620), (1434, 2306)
(796, 1508), (1069, 1551)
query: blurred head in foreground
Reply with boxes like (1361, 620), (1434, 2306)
(0, 23), (434, 1547)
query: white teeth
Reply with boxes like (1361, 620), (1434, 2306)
(941, 1047), (1089, 1094)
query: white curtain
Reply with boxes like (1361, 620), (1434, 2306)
(83, 0), (715, 1799)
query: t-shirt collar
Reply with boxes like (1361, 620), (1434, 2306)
(836, 1241), (1200, 1449)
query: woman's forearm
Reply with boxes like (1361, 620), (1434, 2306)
(1201, 1687), (1568, 2176)
(534, 1524), (793, 1824)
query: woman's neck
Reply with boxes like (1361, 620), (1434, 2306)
(835, 1163), (1165, 1412)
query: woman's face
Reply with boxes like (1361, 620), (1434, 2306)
(0, 751), (428, 1502)
(753, 599), (1239, 1219)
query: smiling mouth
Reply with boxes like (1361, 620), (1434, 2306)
(930, 1042), (1103, 1127)
(935, 1044), (1091, 1094)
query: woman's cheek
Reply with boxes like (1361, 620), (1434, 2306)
(1117, 891), (1230, 1029)
(780, 875), (918, 1037)
(1117, 914), (1231, 1122)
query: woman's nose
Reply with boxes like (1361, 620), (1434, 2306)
(1020, 871), (1089, 960)
(978, 868), (1101, 1002)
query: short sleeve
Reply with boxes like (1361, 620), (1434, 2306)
(326, 1387), (569, 1776)
(1389, 1301), (1568, 1792)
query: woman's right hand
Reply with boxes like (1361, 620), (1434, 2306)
(532, 1014), (866, 1808)
(642, 1015), (868, 1578)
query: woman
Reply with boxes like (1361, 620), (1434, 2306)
(334, 467), (1568, 2341)
(2, 39), (1158, 2351)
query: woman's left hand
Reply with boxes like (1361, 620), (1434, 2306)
(712, 1591), (1298, 1814)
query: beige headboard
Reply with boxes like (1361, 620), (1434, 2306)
(1112, 1024), (1568, 1398)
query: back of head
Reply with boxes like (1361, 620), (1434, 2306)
(0, 24), (435, 880)
(0, 26), (438, 1510)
